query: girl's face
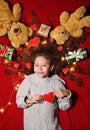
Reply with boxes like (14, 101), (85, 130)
(34, 56), (54, 78)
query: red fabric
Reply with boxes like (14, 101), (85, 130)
(0, 0), (90, 130)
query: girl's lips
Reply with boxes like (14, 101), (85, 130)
(37, 72), (43, 74)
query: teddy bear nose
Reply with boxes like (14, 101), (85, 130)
(14, 28), (19, 33)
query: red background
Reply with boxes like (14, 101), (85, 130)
(0, 0), (90, 130)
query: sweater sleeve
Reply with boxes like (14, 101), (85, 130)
(16, 76), (33, 109)
(55, 76), (72, 111)
(57, 90), (72, 111)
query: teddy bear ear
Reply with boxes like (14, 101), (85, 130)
(13, 3), (22, 22)
(28, 27), (33, 36)
(60, 11), (69, 25)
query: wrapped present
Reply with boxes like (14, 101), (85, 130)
(0, 44), (14, 60)
(65, 48), (88, 64)
(37, 23), (51, 37)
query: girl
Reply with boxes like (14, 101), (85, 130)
(16, 50), (72, 130)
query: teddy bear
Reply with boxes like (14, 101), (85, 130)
(0, 0), (33, 48)
(50, 6), (90, 45)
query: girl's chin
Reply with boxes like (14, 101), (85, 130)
(36, 73), (48, 78)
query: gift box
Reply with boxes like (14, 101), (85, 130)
(37, 23), (51, 37)
(0, 44), (14, 60)
(65, 48), (88, 64)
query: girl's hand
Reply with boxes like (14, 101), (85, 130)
(32, 94), (43, 103)
(54, 89), (69, 99)
(26, 94), (43, 104)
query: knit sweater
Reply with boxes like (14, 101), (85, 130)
(16, 73), (71, 130)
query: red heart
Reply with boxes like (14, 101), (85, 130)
(31, 24), (37, 31)
(29, 37), (40, 47)
(43, 92), (55, 103)
(14, 63), (19, 68)
(25, 62), (32, 69)
(57, 46), (63, 51)
(62, 68), (69, 74)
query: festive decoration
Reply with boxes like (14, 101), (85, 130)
(50, 6), (90, 45)
(43, 92), (55, 103)
(31, 24), (38, 31)
(29, 37), (40, 47)
(38, 23), (51, 37)
(62, 67), (69, 74)
(65, 48), (88, 64)
(0, 44), (14, 60)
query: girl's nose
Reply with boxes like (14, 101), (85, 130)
(38, 65), (42, 70)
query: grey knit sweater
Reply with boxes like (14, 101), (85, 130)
(16, 73), (71, 130)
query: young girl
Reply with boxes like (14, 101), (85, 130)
(16, 50), (72, 130)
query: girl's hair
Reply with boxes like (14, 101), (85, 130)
(34, 52), (54, 65)
(29, 43), (60, 76)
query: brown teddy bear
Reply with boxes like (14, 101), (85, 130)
(0, 0), (33, 48)
(50, 6), (90, 45)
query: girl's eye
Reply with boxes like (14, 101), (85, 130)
(35, 64), (39, 66)
(43, 65), (47, 66)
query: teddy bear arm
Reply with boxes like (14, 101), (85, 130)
(0, 0), (14, 21)
(0, 0), (10, 10)
(79, 16), (90, 28)
(13, 3), (21, 21)
(60, 11), (69, 25)
(70, 6), (86, 20)
(70, 29), (83, 37)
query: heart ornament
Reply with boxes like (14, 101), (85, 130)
(43, 92), (55, 103)
(29, 37), (40, 47)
